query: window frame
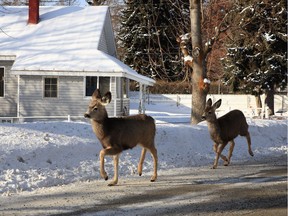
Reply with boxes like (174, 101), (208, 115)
(43, 77), (59, 99)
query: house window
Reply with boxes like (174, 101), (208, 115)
(0, 67), (4, 97)
(44, 77), (58, 98)
(85, 76), (110, 96)
(86, 77), (97, 97)
(99, 77), (110, 94)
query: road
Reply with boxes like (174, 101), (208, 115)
(0, 156), (287, 216)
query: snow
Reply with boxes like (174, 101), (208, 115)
(0, 100), (287, 196)
(184, 55), (193, 63)
(263, 32), (276, 42)
(203, 78), (211, 84)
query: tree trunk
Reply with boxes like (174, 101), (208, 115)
(265, 88), (275, 116)
(255, 94), (262, 117)
(190, 0), (207, 124)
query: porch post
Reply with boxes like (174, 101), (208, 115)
(17, 75), (20, 118)
(142, 85), (146, 114)
(138, 84), (143, 114)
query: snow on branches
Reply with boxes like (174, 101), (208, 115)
(176, 34), (193, 68)
(176, 33), (211, 92)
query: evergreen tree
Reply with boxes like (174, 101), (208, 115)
(118, 0), (190, 81)
(223, 0), (287, 114)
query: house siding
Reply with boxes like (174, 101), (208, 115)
(18, 75), (125, 120)
(97, 11), (117, 57)
(98, 31), (109, 54)
(19, 76), (88, 118)
(104, 18), (117, 56)
(0, 61), (18, 117)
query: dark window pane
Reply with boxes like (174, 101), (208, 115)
(86, 76), (97, 96)
(51, 79), (57, 85)
(99, 77), (110, 93)
(44, 78), (57, 98)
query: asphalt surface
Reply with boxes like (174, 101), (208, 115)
(0, 156), (287, 216)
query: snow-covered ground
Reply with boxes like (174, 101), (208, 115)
(0, 101), (287, 196)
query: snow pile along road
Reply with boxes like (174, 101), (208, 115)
(0, 117), (286, 196)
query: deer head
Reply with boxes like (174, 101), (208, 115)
(201, 98), (222, 122)
(84, 89), (112, 121)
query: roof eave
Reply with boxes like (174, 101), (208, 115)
(10, 69), (155, 86)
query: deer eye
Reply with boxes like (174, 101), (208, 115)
(93, 107), (98, 111)
(208, 111), (212, 114)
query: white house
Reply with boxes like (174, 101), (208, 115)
(0, 2), (155, 122)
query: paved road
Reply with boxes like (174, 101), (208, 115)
(1, 156), (287, 216)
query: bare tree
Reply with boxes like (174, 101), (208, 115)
(188, 0), (209, 124)
(178, 0), (229, 124)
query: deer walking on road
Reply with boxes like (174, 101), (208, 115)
(84, 89), (158, 186)
(202, 98), (254, 169)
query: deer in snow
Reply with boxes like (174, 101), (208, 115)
(84, 89), (158, 186)
(202, 98), (254, 169)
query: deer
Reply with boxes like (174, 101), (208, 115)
(84, 89), (158, 186)
(202, 98), (254, 169)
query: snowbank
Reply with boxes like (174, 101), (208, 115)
(0, 115), (286, 196)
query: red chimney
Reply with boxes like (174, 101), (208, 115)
(28, 0), (39, 24)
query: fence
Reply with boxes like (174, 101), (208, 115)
(130, 92), (287, 118)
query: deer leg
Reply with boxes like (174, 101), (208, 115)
(108, 154), (120, 186)
(213, 144), (225, 169)
(224, 140), (235, 166)
(99, 149), (108, 181)
(213, 143), (228, 163)
(148, 145), (158, 182)
(99, 146), (122, 182)
(246, 132), (254, 157)
(138, 148), (147, 176)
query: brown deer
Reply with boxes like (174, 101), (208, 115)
(202, 98), (254, 169)
(84, 89), (158, 186)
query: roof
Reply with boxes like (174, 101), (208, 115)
(0, 6), (155, 86)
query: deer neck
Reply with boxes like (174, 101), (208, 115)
(207, 120), (222, 143)
(91, 117), (107, 140)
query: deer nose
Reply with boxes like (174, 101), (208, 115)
(201, 115), (206, 120)
(84, 113), (91, 118)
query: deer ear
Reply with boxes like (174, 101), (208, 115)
(213, 99), (222, 109)
(206, 98), (212, 107)
(101, 92), (112, 105)
(92, 89), (102, 100)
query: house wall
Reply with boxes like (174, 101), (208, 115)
(98, 11), (117, 57)
(17, 75), (126, 120)
(0, 60), (18, 117)
(19, 76), (87, 118)
(98, 31), (109, 54)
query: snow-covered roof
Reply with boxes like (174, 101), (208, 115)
(0, 6), (155, 85)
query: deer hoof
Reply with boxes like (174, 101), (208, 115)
(249, 151), (254, 157)
(104, 176), (108, 181)
(223, 161), (230, 166)
(108, 181), (117, 186)
(150, 175), (157, 182)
